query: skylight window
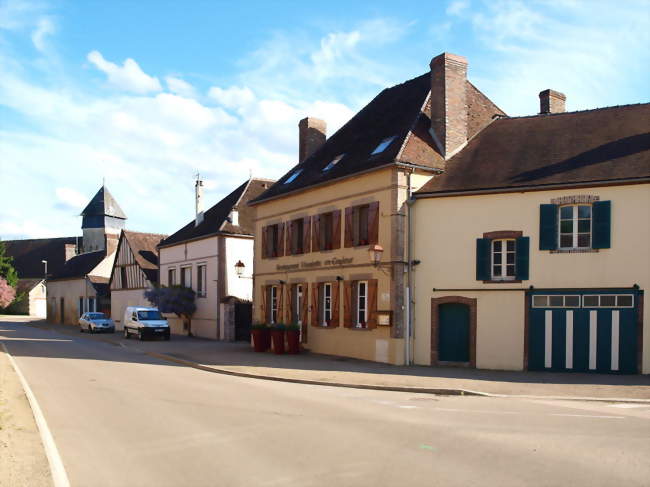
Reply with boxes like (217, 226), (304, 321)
(322, 154), (345, 172)
(284, 168), (303, 185)
(371, 136), (397, 155)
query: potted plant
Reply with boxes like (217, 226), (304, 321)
(270, 323), (286, 354)
(251, 323), (270, 352)
(285, 323), (300, 354)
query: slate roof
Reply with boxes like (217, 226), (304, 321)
(416, 103), (650, 196)
(249, 74), (504, 205)
(16, 278), (44, 295)
(81, 186), (127, 219)
(49, 250), (106, 280)
(3, 237), (82, 279)
(120, 231), (167, 283)
(159, 178), (274, 248)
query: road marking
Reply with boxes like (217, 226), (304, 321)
(431, 407), (624, 420)
(1, 342), (71, 487)
(398, 405), (418, 409)
(608, 404), (648, 409)
(550, 413), (623, 419)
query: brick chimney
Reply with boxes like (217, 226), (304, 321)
(195, 175), (204, 227)
(430, 52), (469, 159)
(298, 117), (326, 163)
(64, 243), (77, 262)
(539, 89), (566, 114)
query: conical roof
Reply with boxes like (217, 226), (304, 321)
(81, 186), (127, 219)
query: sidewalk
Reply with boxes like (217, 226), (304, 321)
(7, 316), (650, 401)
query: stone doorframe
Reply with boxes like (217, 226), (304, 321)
(430, 296), (477, 368)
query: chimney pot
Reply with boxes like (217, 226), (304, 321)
(429, 52), (469, 159)
(298, 117), (327, 163)
(195, 177), (204, 226)
(539, 89), (566, 114)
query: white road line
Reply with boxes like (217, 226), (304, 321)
(550, 414), (624, 419)
(608, 404), (648, 409)
(398, 405), (418, 409)
(430, 407), (624, 420)
(1, 343), (71, 487)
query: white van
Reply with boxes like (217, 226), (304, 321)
(123, 306), (170, 341)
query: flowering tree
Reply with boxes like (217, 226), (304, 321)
(144, 285), (197, 336)
(0, 277), (16, 309)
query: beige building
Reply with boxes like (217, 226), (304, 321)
(412, 99), (650, 374)
(158, 178), (270, 339)
(8, 279), (46, 317)
(109, 230), (166, 330)
(249, 52), (504, 365)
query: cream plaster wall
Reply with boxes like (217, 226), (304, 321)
(412, 183), (650, 373)
(46, 279), (97, 326)
(225, 236), (254, 300)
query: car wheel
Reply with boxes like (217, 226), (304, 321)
(124, 327), (129, 339)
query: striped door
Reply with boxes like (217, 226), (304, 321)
(529, 291), (638, 374)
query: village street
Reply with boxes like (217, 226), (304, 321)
(2, 318), (650, 487)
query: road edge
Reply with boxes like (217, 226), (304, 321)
(1, 343), (71, 487)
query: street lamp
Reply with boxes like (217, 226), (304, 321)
(41, 260), (48, 279)
(234, 260), (252, 279)
(368, 244), (384, 267)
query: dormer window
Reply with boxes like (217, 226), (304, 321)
(284, 169), (303, 185)
(323, 154), (344, 172)
(371, 136), (397, 155)
(229, 209), (239, 226)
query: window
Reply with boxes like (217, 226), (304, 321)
(293, 284), (304, 325)
(290, 218), (304, 254)
(583, 295), (634, 308)
(356, 281), (368, 328)
(559, 205), (591, 249)
(88, 297), (96, 313)
(121, 267), (128, 289)
(168, 268), (176, 286)
(323, 154), (344, 172)
(345, 203), (378, 247)
(197, 264), (207, 297)
(180, 266), (192, 289)
(371, 136), (397, 155)
(284, 169), (303, 185)
(320, 213), (333, 250)
(264, 223), (284, 258)
(491, 239), (516, 280)
(313, 211), (340, 251)
(270, 286), (278, 324)
(532, 295), (581, 308)
(321, 283), (332, 326)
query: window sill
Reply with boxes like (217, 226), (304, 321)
(550, 248), (599, 254)
(482, 280), (522, 284)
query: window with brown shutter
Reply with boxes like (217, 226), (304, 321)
(261, 226), (268, 259)
(366, 279), (378, 329)
(345, 202), (378, 247)
(344, 208), (354, 248)
(343, 278), (378, 329)
(314, 210), (341, 251)
(330, 281), (340, 327)
(310, 283), (319, 327)
(276, 223), (285, 257)
(312, 215), (321, 253)
(261, 285), (268, 323)
(264, 223), (285, 258)
(287, 218), (306, 255)
(343, 280), (353, 327)
(302, 216), (311, 254)
(299, 283), (309, 342)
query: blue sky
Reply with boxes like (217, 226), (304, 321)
(1, 0), (648, 240)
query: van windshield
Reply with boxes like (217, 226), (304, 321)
(137, 310), (163, 321)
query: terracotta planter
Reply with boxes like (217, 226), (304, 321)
(286, 330), (300, 354)
(252, 328), (270, 352)
(271, 329), (285, 354)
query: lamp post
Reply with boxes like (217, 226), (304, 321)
(234, 260), (252, 279)
(368, 244), (384, 267)
(41, 260), (48, 279)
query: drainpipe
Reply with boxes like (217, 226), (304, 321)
(405, 170), (414, 366)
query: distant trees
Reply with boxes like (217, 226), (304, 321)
(144, 285), (197, 336)
(0, 240), (18, 288)
(0, 278), (16, 308)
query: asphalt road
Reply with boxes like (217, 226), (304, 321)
(2, 320), (649, 487)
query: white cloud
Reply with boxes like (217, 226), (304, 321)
(165, 76), (196, 98)
(31, 17), (54, 52)
(87, 50), (162, 94)
(55, 187), (88, 212)
(446, 0), (470, 16)
(208, 85), (256, 110)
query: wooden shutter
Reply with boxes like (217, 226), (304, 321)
(302, 216), (311, 254)
(515, 237), (530, 281)
(344, 207), (354, 247)
(331, 210), (341, 250)
(287, 284), (295, 323)
(276, 223), (285, 257)
(261, 285), (268, 323)
(331, 281), (340, 327)
(592, 200), (611, 249)
(286, 221), (293, 256)
(277, 283), (285, 323)
(312, 214), (321, 252)
(539, 204), (558, 250)
(476, 238), (490, 281)
(367, 279), (378, 329)
(310, 283), (319, 327)
(368, 201), (379, 245)
(300, 285), (309, 342)
(343, 281), (353, 327)
(261, 226), (268, 259)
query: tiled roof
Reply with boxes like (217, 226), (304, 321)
(249, 74), (504, 205)
(16, 278), (43, 294)
(81, 186), (127, 219)
(121, 231), (167, 283)
(49, 250), (106, 280)
(159, 178), (273, 248)
(416, 103), (650, 196)
(4, 237), (82, 279)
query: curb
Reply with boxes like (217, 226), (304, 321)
(19, 321), (650, 404)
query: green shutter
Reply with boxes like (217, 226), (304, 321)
(592, 200), (611, 249)
(515, 237), (530, 280)
(539, 204), (558, 250)
(476, 238), (490, 281)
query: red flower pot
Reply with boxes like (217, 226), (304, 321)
(252, 328), (270, 352)
(271, 329), (285, 354)
(286, 330), (300, 354)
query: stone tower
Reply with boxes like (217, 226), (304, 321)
(80, 185), (127, 254)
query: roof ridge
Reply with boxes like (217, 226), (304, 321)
(499, 102), (650, 121)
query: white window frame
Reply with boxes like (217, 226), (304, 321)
(197, 263), (207, 297)
(295, 284), (303, 325)
(356, 281), (368, 328)
(559, 204), (592, 250)
(180, 266), (192, 289)
(322, 283), (332, 326)
(491, 238), (516, 280)
(270, 285), (278, 324)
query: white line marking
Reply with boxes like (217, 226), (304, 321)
(589, 310), (597, 370)
(565, 311), (573, 369)
(432, 407), (624, 420)
(608, 404), (648, 409)
(611, 310), (619, 371)
(398, 405), (418, 409)
(545, 310), (553, 368)
(551, 414), (623, 419)
(1, 342), (71, 487)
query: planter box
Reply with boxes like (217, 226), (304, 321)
(252, 328), (270, 352)
(271, 329), (285, 354)
(286, 330), (300, 354)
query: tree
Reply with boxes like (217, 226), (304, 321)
(144, 285), (197, 336)
(0, 278), (16, 308)
(0, 240), (18, 288)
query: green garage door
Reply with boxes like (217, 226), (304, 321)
(529, 290), (639, 374)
